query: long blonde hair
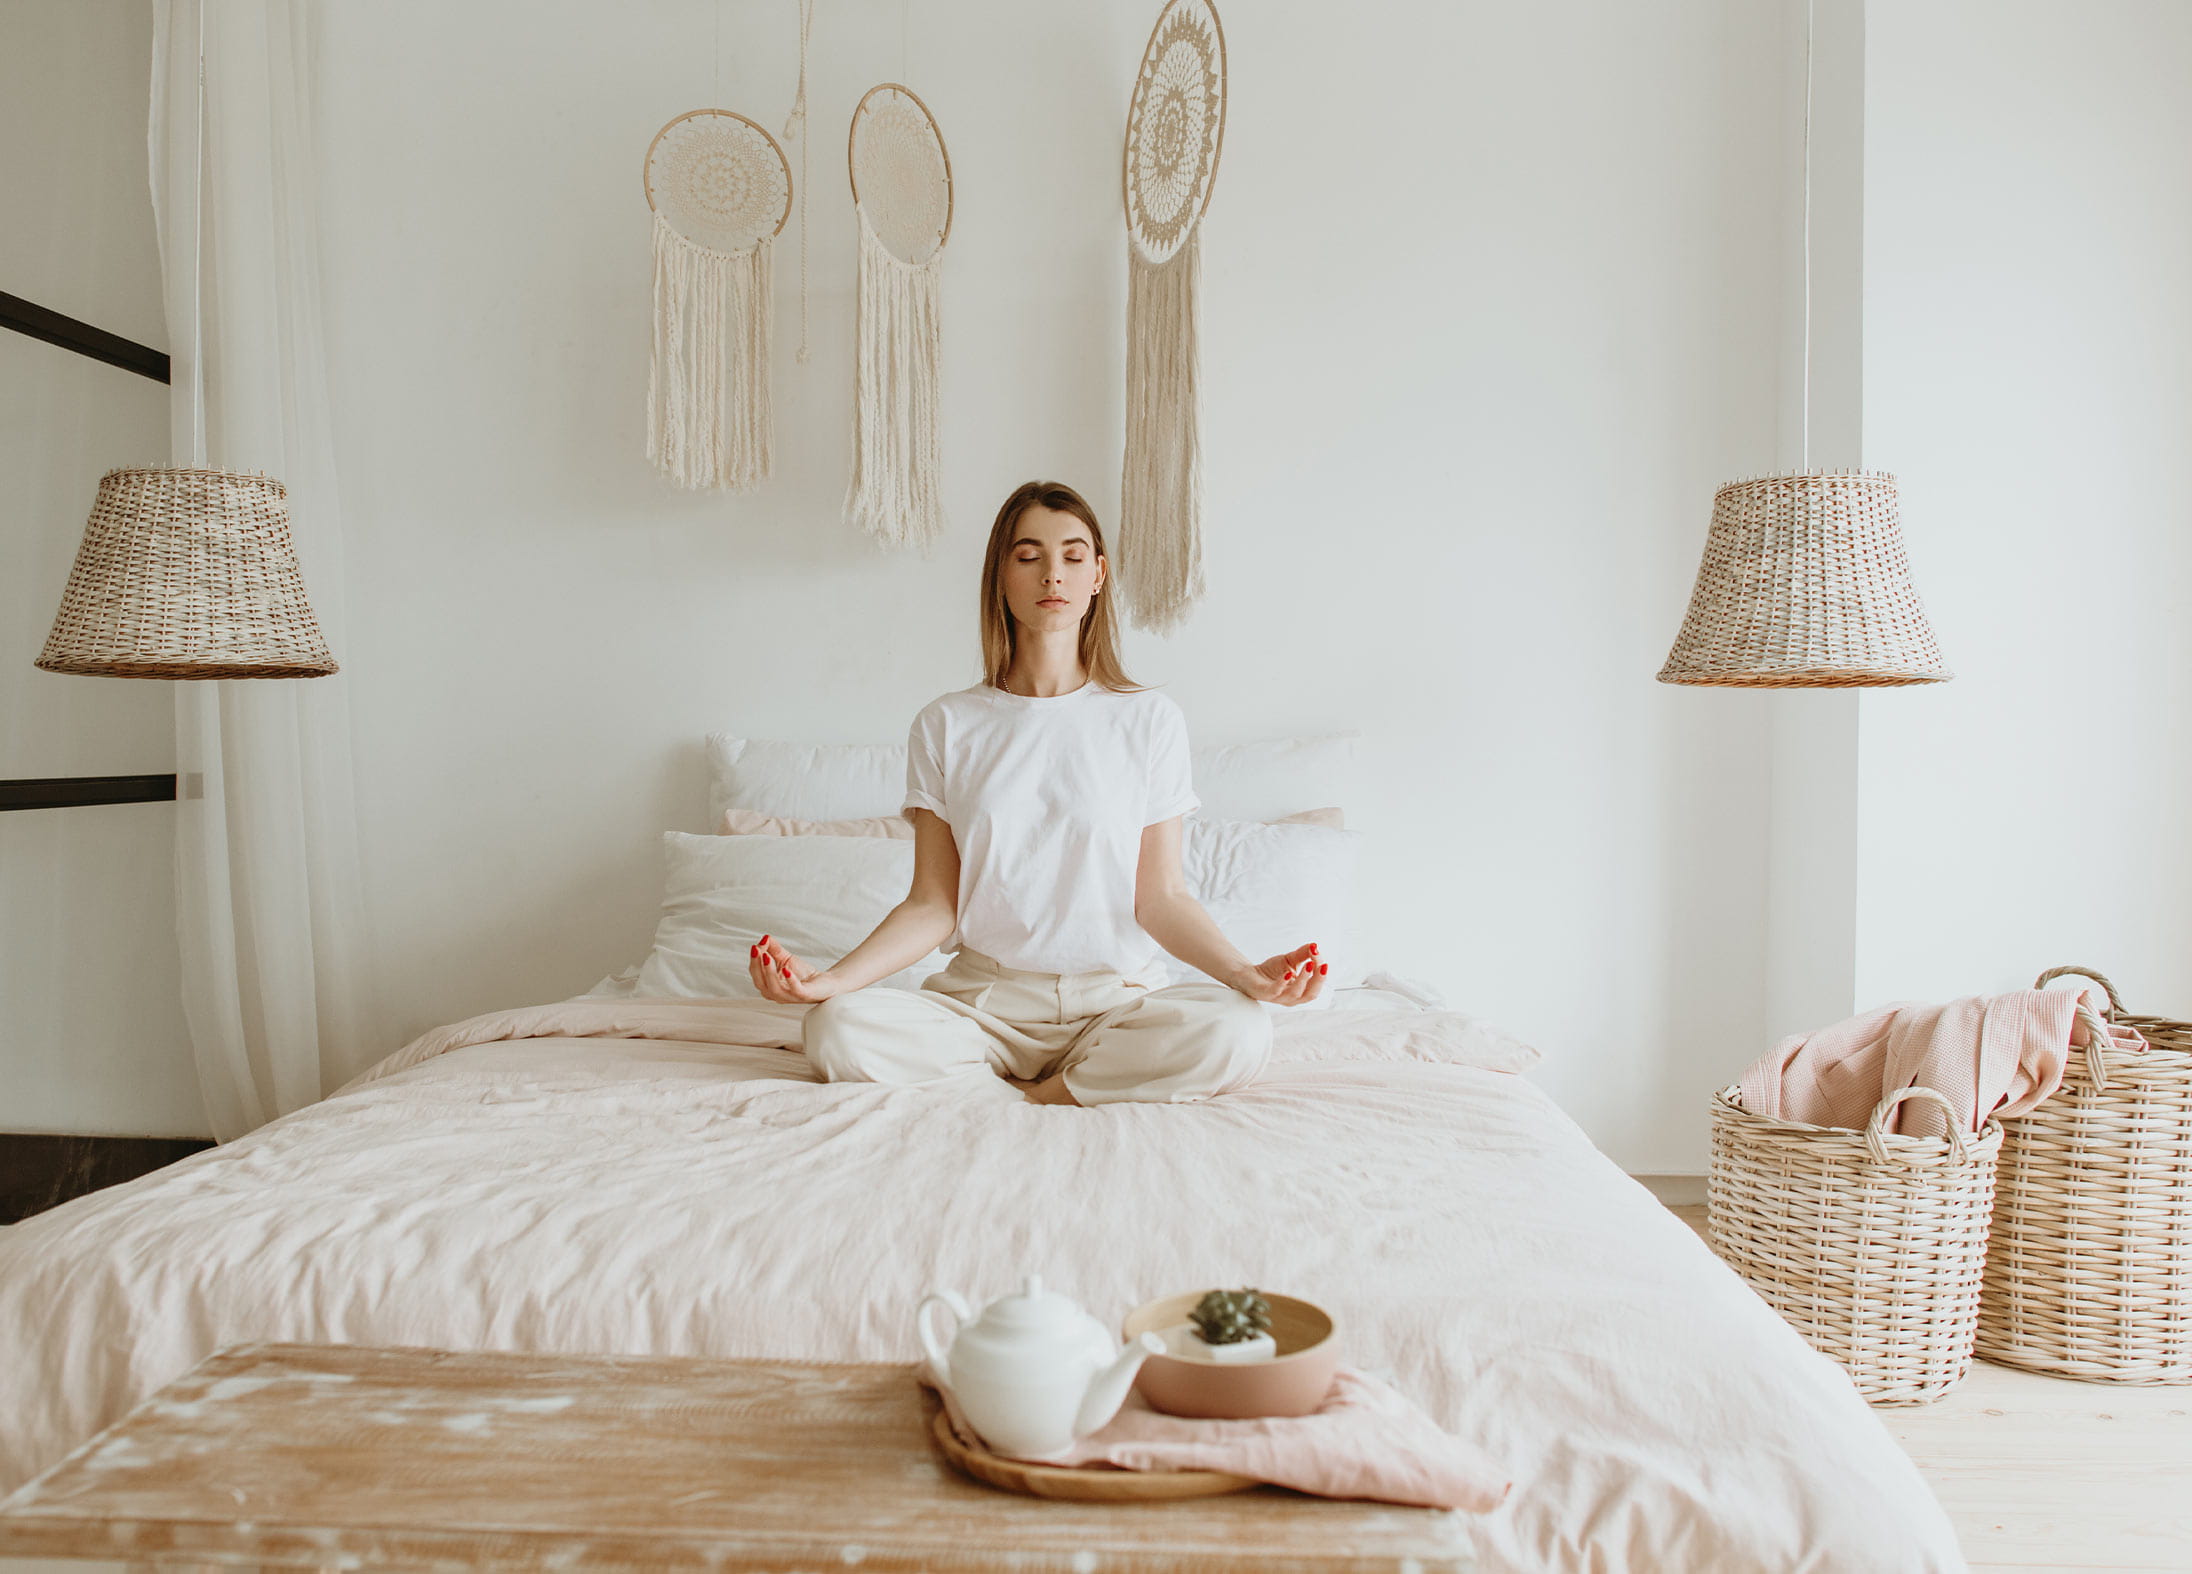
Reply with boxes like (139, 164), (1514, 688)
(978, 481), (1146, 693)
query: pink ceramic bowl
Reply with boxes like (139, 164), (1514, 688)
(1122, 1292), (1342, 1420)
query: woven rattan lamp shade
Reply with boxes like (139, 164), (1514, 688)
(36, 467), (337, 680)
(1657, 470), (1950, 688)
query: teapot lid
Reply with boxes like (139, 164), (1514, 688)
(967, 1274), (1105, 1340)
(988, 1274), (1064, 1325)
(943, 1274), (1114, 1380)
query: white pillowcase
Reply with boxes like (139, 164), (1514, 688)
(1170, 814), (1366, 1000)
(716, 804), (1345, 838)
(634, 819), (1364, 1010)
(704, 729), (1358, 826)
(687, 804), (1360, 1015)
(633, 832), (948, 999)
(704, 736), (904, 824)
(695, 730), (1367, 1012)
(1187, 734), (1358, 824)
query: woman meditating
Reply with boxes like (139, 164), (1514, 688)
(748, 479), (1329, 1106)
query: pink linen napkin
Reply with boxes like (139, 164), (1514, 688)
(926, 1367), (1510, 1512)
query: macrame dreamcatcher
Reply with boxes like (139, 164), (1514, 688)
(644, 109), (793, 490)
(845, 83), (953, 549)
(1121, 0), (1226, 632)
(781, 0), (816, 364)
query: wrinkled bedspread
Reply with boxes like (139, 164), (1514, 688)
(0, 1000), (1962, 1571)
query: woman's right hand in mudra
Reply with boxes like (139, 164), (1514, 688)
(750, 934), (847, 1004)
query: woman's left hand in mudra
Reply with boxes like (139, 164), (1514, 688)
(1230, 943), (1328, 1006)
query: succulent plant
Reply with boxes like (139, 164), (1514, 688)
(1189, 1287), (1272, 1346)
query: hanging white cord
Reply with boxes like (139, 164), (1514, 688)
(782, 0), (815, 364)
(1800, 0), (1813, 474)
(190, 0), (207, 468)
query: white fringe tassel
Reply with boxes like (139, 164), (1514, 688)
(1120, 230), (1204, 633)
(845, 211), (944, 549)
(647, 208), (773, 490)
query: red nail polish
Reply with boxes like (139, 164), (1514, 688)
(1319, 963), (1329, 975)
(760, 934), (771, 946)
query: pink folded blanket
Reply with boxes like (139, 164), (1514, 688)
(1737, 986), (2142, 1137)
(927, 1368), (1510, 1512)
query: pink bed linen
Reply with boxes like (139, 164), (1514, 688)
(0, 1000), (1963, 1571)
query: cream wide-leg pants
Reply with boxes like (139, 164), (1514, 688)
(802, 945), (1272, 1105)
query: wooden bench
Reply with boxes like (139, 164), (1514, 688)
(0, 1342), (1474, 1571)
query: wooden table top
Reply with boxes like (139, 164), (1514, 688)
(0, 1342), (1475, 1572)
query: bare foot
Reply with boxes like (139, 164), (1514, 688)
(1021, 1072), (1083, 1107)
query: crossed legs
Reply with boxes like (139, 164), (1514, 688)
(802, 981), (1270, 1105)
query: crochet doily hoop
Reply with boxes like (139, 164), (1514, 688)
(643, 109), (793, 255)
(848, 82), (953, 265)
(1123, 0), (1227, 266)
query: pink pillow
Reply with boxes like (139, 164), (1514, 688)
(716, 806), (1344, 837)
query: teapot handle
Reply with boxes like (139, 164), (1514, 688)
(916, 1289), (972, 1388)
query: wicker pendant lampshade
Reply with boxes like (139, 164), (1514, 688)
(1658, 0), (1948, 690)
(1656, 470), (1950, 688)
(35, 466), (337, 680)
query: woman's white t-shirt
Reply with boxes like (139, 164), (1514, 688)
(901, 680), (1198, 987)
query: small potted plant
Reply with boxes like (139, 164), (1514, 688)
(1126, 1286), (1342, 1418)
(1169, 1288), (1276, 1364)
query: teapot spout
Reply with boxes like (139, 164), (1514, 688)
(1075, 1332), (1165, 1440)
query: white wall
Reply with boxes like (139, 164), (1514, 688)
(24, 2), (2185, 1170)
(1, 0), (199, 1138)
(313, 0), (1793, 1168)
(1856, 0), (2192, 1010)
(1761, 0), (1864, 1050)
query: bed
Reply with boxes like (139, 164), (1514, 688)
(0, 994), (1960, 1570)
(0, 733), (1966, 1569)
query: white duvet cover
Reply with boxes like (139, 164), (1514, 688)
(0, 1000), (1962, 1571)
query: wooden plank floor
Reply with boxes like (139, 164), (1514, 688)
(1669, 1203), (2192, 1573)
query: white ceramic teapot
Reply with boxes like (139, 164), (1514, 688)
(918, 1275), (1164, 1460)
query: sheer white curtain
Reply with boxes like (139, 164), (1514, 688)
(150, 0), (383, 1141)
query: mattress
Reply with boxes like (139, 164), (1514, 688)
(0, 998), (1963, 1571)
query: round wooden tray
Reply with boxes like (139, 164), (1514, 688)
(928, 1411), (1259, 1501)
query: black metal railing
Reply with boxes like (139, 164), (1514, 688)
(6, 289), (178, 809)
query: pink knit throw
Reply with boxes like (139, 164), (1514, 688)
(928, 1367), (1511, 1512)
(1737, 987), (2141, 1137)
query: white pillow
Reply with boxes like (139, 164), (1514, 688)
(704, 728), (1359, 826)
(704, 736), (905, 824)
(1190, 734), (1358, 824)
(694, 804), (1357, 1015)
(633, 832), (948, 999)
(1171, 815), (1366, 997)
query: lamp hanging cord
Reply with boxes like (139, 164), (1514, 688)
(782, 0), (816, 364)
(191, 0), (208, 469)
(1800, 0), (1812, 475)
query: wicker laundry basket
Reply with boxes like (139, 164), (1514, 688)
(1977, 965), (2192, 1383)
(1709, 1083), (2002, 1404)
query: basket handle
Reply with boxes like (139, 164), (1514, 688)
(2072, 1000), (2113, 1092)
(1863, 1086), (1976, 1169)
(2034, 963), (2123, 1018)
